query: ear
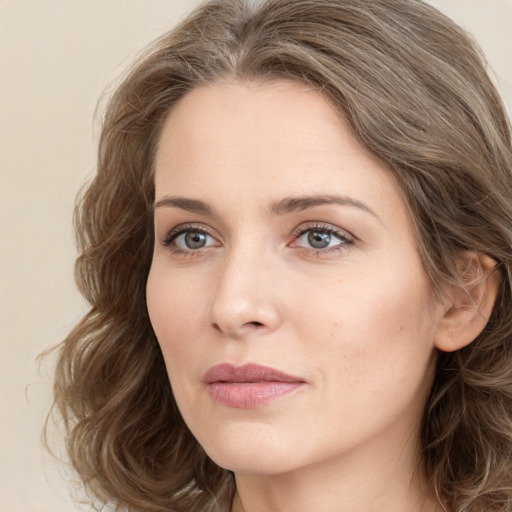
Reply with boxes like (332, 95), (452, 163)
(434, 252), (500, 353)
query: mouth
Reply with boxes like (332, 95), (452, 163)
(202, 363), (306, 409)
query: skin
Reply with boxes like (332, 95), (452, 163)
(147, 80), (451, 512)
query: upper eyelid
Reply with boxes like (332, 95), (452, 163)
(162, 223), (219, 246)
(292, 222), (355, 240)
(166, 223), (216, 236)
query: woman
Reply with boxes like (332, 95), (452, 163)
(51, 0), (512, 511)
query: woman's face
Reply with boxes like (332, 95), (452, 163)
(147, 80), (446, 476)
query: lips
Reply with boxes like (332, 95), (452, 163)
(203, 363), (305, 408)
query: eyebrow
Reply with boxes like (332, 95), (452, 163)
(269, 194), (379, 219)
(154, 193), (379, 220)
(154, 196), (215, 215)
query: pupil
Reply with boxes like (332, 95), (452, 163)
(308, 231), (330, 249)
(185, 232), (207, 249)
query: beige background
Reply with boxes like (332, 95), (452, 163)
(1, 1), (510, 511)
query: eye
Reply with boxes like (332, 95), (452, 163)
(290, 224), (354, 253)
(303, 230), (337, 249)
(176, 231), (214, 249)
(163, 225), (220, 252)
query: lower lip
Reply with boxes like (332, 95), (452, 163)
(207, 382), (304, 408)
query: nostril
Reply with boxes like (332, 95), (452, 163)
(210, 317), (270, 337)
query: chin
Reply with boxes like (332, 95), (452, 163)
(196, 424), (307, 475)
(209, 449), (300, 476)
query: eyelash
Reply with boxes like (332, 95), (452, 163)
(162, 224), (217, 255)
(291, 222), (354, 255)
(161, 222), (354, 257)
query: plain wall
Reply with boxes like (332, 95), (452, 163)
(0, 1), (510, 510)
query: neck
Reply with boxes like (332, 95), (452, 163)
(231, 431), (443, 512)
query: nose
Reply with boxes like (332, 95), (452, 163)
(208, 248), (282, 339)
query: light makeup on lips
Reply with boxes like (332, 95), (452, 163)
(202, 363), (307, 409)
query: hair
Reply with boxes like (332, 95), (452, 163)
(48, 0), (512, 510)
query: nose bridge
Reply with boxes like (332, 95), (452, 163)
(209, 235), (281, 337)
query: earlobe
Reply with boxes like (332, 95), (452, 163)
(434, 252), (501, 353)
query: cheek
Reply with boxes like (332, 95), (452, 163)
(146, 267), (211, 414)
(146, 267), (207, 363)
(290, 276), (438, 447)
(296, 263), (438, 387)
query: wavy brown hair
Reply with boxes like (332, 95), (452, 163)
(49, 0), (512, 510)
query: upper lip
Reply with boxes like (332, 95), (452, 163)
(203, 363), (305, 384)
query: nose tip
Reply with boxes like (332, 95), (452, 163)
(210, 298), (281, 339)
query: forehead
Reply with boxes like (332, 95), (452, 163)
(154, 80), (405, 220)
